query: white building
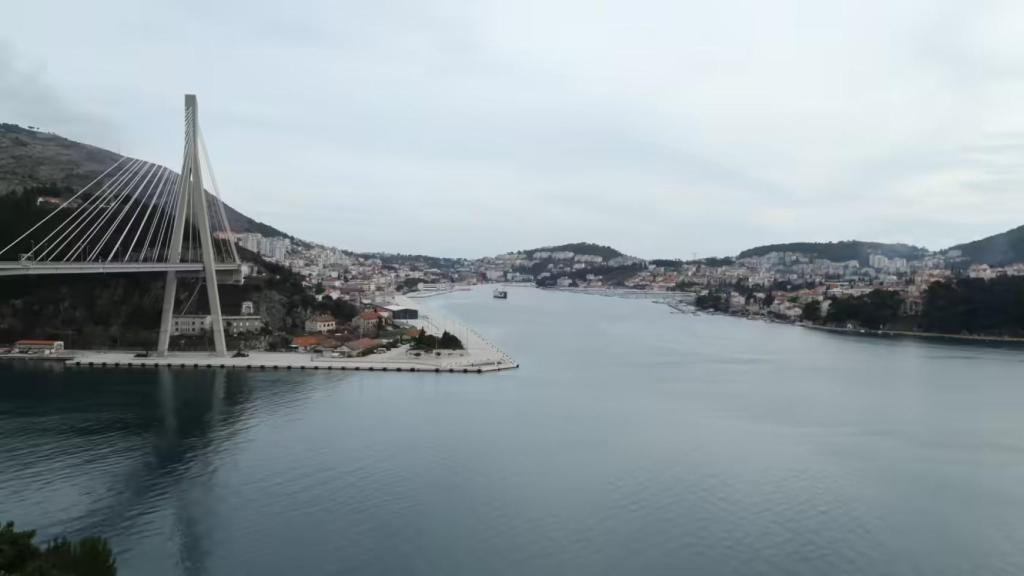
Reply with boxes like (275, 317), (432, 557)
(236, 232), (262, 253)
(172, 314), (211, 336)
(258, 236), (291, 260)
(305, 314), (337, 334)
(172, 315), (263, 336)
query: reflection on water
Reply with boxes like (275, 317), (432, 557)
(0, 364), (322, 574)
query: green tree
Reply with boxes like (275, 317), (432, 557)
(825, 289), (903, 330)
(438, 331), (463, 350)
(801, 300), (821, 322)
(0, 521), (116, 576)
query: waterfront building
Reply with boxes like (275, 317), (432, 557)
(351, 310), (385, 336)
(305, 314), (337, 334)
(223, 316), (263, 335)
(172, 314), (211, 336)
(172, 314), (263, 336)
(13, 339), (65, 353)
(383, 305), (418, 320)
(341, 337), (380, 357)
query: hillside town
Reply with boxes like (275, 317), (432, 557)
(203, 233), (1024, 341)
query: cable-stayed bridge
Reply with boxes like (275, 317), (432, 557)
(0, 95), (243, 357)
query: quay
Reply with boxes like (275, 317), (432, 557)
(800, 323), (1024, 346)
(61, 350), (517, 373)
(4, 292), (519, 375)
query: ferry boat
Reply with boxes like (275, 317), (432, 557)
(493, 288), (508, 299)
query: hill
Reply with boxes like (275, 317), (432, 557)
(522, 242), (626, 261)
(737, 240), (927, 264)
(0, 123), (289, 238)
(947, 225), (1024, 266)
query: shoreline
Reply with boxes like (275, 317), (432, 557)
(2, 291), (519, 374)
(657, 298), (1024, 347)
(800, 323), (1024, 345)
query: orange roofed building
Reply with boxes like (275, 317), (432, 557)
(291, 334), (339, 351)
(351, 310), (388, 336)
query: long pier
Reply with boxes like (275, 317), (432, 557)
(58, 350), (517, 373)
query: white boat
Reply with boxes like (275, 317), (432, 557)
(493, 288), (508, 299)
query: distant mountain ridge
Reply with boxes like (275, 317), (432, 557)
(738, 240), (928, 264)
(947, 225), (1024, 266)
(519, 242), (626, 261)
(0, 123), (289, 238)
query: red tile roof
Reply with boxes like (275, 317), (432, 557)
(292, 336), (320, 347)
(344, 338), (380, 351)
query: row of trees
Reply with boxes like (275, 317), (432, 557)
(822, 289), (903, 330)
(920, 277), (1024, 336)
(412, 328), (463, 350)
(822, 278), (1024, 335)
(694, 276), (1024, 336)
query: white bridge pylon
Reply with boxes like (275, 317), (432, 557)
(0, 94), (242, 357)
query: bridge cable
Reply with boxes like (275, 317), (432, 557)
(199, 125), (239, 263)
(133, 167), (173, 262)
(94, 162), (161, 262)
(154, 119), (194, 263)
(27, 157), (139, 261)
(39, 159), (144, 262)
(113, 164), (169, 262)
(0, 156), (128, 258)
(68, 161), (153, 262)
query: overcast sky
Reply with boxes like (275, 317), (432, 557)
(4, 0), (1024, 258)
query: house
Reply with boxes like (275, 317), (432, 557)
(305, 314), (336, 334)
(172, 314), (262, 336)
(14, 340), (65, 353)
(351, 310), (385, 336)
(341, 338), (380, 357)
(224, 316), (263, 335)
(291, 335), (320, 351)
(372, 305), (394, 320)
(291, 334), (339, 351)
(382, 305), (418, 320)
(172, 315), (212, 336)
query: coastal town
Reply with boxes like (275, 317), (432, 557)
(190, 233), (1024, 343)
(5, 225), (1024, 360)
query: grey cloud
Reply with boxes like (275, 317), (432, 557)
(4, 0), (1024, 258)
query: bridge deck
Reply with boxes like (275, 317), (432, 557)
(0, 261), (243, 277)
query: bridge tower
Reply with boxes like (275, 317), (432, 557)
(156, 95), (228, 357)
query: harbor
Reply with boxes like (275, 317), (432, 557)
(3, 292), (519, 374)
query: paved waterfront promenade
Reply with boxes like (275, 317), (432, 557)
(60, 295), (518, 374)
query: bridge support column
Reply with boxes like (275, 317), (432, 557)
(156, 270), (178, 356)
(157, 94), (227, 357)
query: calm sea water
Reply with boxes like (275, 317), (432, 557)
(3, 286), (1024, 575)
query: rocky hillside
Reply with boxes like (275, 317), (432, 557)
(737, 240), (927, 264)
(947, 225), (1024, 266)
(0, 123), (289, 238)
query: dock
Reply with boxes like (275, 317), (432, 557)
(63, 350), (517, 373)
(12, 293), (520, 375)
